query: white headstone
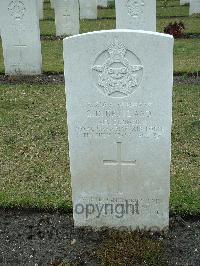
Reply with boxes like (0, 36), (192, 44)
(190, 0), (200, 15)
(0, 0), (42, 75)
(37, 0), (44, 20)
(115, 0), (156, 31)
(54, 0), (79, 36)
(64, 30), (174, 231)
(180, 0), (190, 5)
(98, 0), (108, 7)
(79, 0), (97, 20)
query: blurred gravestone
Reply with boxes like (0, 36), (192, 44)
(79, 0), (97, 20)
(115, 0), (156, 31)
(190, 0), (200, 15)
(54, 0), (79, 36)
(0, 0), (42, 75)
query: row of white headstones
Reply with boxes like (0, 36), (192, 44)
(0, 0), (109, 75)
(38, 0), (109, 20)
(0, 0), (199, 75)
(44, 0), (199, 36)
(53, 0), (156, 37)
(0, 0), (197, 231)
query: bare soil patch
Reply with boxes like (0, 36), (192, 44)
(0, 209), (199, 265)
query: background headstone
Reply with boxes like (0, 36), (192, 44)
(54, 0), (79, 36)
(0, 0), (42, 75)
(79, 0), (97, 20)
(190, 0), (200, 15)
(115, 0), (156, 31)
(64, 30), (174, 231)
(180, 0), (190, 5)
(97, 0), (108, 7)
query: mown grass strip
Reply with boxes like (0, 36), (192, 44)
(0, 84), (199, 214)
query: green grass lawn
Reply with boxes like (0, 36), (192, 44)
(39, 16), (200, 36)
(0, 84), (199, 214)
(0, 84), (71, 210)
(42, 40), (64, 74)
(174, 39), (200, 74)
(171, 84), (200, 214)
(0, 39), (199, 74)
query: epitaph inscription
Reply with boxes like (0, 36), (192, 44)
(92, 40), (143, 98)
(8, 0), (26, 20)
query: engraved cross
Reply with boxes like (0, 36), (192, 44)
(63, 13), (70, 19)
(103, 142), (136, 182)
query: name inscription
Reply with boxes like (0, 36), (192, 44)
(75, 101), (164, 139)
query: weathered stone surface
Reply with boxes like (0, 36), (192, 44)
(115, 0), (156, 31)
(79, 0), (97, 20)
(64, 30), (174, 231)
(37, 0), (43, 20)
(0, 0), (42, 75)
(54, 0), (79, 36)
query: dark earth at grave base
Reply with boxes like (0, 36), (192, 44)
(0, 209), (199, 266)
(0, 74), (200, 86)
